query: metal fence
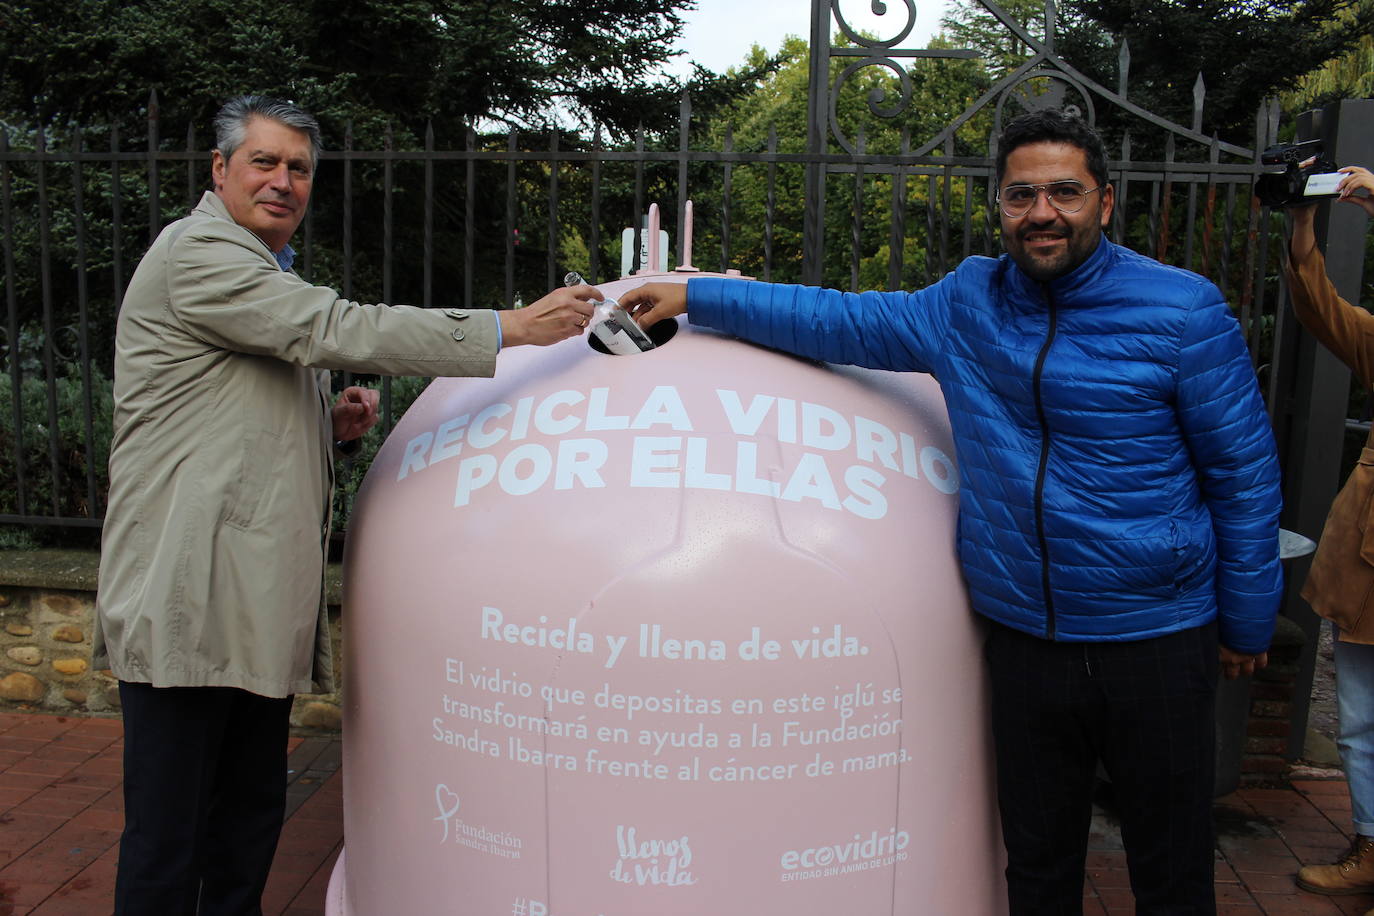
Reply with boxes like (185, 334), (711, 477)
(0, 2), (1310, 531)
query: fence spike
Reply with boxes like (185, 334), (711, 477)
(1118, 38), (1130, 99)
(185, 122), (197, 208)
(145, 93), (159, 244)
(1192, 73), (1205, 134)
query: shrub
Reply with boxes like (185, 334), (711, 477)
(0, 359), (114, 522)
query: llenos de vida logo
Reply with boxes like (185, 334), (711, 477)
(779, 826), (910, 882)
(433, 784), (524, 860)
(608, 825), (698, 888)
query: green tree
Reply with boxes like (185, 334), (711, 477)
(689, 33), (996, 291)
(1054, 0), (1374, 146)
(0, 0), (781, 379)
(940, 0), (1048, 78)
(0, 0), (770, 144)
(1282, 2), (1374, 113)
(0, 0), (788, 534)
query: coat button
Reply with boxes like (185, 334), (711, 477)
(444, 308), (470, 320)
(452, 328), (466, 342)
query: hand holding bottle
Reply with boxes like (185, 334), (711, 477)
(563, 272), (656, 355)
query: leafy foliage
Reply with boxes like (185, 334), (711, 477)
(1281, 3), (1374, 113)
(0, 0), (774, 144)
(940, 0), (1047, 78)
(1054, 0), (1374, 146)
(688, 35), (999, 291)
(0, 327), (114, 524)
(0, 0), (782, 384)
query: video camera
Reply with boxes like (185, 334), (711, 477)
(1254, 139), (1343, 209)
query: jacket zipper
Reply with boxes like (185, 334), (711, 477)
(1033, 286), (1058, 640)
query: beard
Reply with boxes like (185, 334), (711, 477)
(1005, 212), (1102, 283)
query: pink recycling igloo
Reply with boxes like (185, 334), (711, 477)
(327, 269), (1005, 915)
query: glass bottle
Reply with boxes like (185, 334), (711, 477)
(564, 271), (656, 355)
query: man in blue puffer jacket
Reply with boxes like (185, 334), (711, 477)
(621, 108), (1283, 915)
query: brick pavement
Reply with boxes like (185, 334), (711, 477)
(0, 709), (1368, 915)
(0, 712), (340, 916)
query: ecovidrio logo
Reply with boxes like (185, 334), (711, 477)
(779, 827), (911, 882)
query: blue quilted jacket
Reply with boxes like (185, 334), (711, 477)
(688, 237), (1283, 654)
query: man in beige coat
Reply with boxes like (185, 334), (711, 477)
(93, 95), (597, 916)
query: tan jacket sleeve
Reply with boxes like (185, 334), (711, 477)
(166, 201), (499, 378)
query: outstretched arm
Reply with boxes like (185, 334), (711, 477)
(498, 285), (599, 347)
(619, 282), (688, 328)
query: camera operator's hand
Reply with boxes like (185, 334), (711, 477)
(1336, 166), (1374, 218)
(1289, 165), (1373, 262)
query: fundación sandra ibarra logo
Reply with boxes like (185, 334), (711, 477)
(433, 783), (524, 859)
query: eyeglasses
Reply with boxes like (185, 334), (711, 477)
(997, 181), (1101, 217)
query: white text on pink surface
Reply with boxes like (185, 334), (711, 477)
(395, 386), (957, 520)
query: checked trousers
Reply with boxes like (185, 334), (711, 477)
(984, 619), (1220, 916)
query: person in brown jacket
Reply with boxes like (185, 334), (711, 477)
(1285, 164), (1374, 902)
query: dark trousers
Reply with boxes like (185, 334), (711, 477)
(984, 620), (1219, 916)
(114, 682), (293, 916)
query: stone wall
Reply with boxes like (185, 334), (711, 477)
(1, 586), (115, 710)
(0, 549), (342, 731)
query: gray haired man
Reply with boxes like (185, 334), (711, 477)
(95, 95), (598, 914)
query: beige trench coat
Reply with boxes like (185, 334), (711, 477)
(94, 191), (500, 696)
(1286, 246), (1374, 644)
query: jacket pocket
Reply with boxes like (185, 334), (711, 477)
(1304, 448), (1374, 636)
(224, 428), (280, 530)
